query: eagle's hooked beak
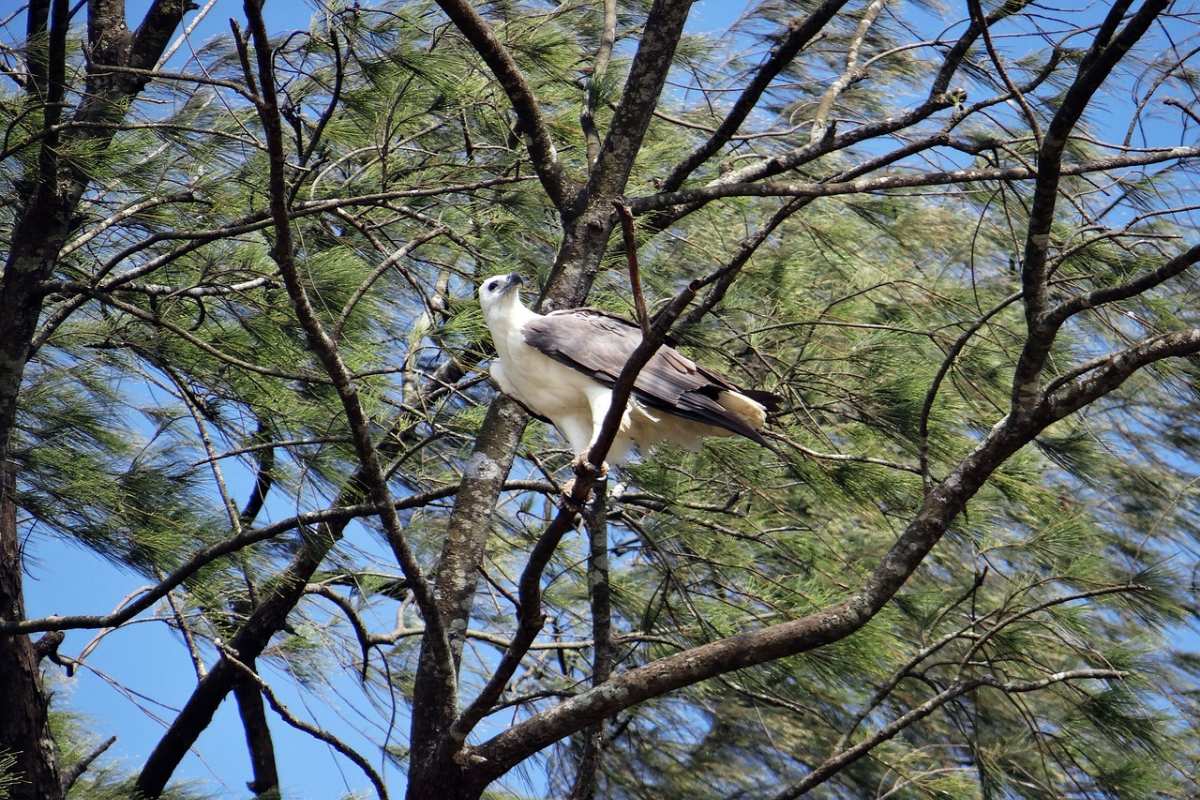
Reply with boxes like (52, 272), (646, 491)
(503, 273), (525, 293)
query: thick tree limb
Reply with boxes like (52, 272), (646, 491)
(232, 666), (280, 797)
(462, 318), (1200, 779)
(586, 0), (693, 200)
(0, 2), (191, 797)
(1010, 0), (1169, 408)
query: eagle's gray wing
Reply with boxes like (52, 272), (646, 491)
(522, 309), (777, 444)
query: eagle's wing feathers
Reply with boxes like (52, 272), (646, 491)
(522, 309), (776, 444)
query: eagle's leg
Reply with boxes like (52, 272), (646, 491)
(580, 384), (619, 477)
(551, 413), (603, 500)
(570, 452), (608, 479)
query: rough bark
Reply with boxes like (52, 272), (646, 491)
(0, 4), (190, 797)
(407, 397), (526, 776)
(0, 463), (63, 800)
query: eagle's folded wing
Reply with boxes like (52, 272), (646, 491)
(522, 309), (779, 444)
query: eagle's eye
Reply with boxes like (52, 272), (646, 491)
(487, 280), (499, 291)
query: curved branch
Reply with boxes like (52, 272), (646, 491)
(465, 319), (1197, 779)
(222, 649), (388, 800)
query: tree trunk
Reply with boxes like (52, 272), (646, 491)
(0, 463), (63, 800)
(0, 4), (189, 795)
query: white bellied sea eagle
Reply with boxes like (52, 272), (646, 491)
(478, 273), (780, 469)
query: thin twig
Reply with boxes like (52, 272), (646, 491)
(221, 648), (389, 800)
(613, 202), (649, 336)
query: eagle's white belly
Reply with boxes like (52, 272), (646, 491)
(486, 311), (747, 465)
(494, 328), (599, 451)
(502, 334), (594, 415)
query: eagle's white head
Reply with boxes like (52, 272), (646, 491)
(478, 273), (526, 325)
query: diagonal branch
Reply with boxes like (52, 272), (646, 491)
(624, 146), (1200, 213)
(446, 257), (705, 756)
(1045, 242), (1200, 327)
(464, 314), (1199, 780)
(240, 0), (453, 685)
(808, 0), (889, 144)
(659, 0), (850, 193)
(222, 649), (388, 800)
(1010, 0), (1169, 408)
(767, 669), (1126, 800)
(1043, 328), (1200, 417)
(587, 0), (693, 199)
(59, 735), (117, 795)
(1, 484), (466, 636)
(433, 0), (570, 209)
(580, 0), (616, 170)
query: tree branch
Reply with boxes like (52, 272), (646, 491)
(59, 735), (116, 794)
(222, 649), (388, 800)
(625, 146), (1200, 213)
(432, 0), (570, 209)
(768, 669), (1125, 800)
(241, 0), (453, 687)
(0, 485), (463, 635)
(1010, 0), (1169, 408)
(580, 0), (616, 170)
(586, 0), (693, 199)
(659, 0), (850, 193)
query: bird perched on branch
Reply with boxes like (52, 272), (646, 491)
(478, 273), (780, 471)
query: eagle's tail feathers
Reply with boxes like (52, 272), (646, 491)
(717, 390), (768, 430)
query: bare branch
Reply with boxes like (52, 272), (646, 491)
(59, 735), (116, 794)
(1010, 0), (1170, 408)
(580, 0), (616, 169)
(222, 648), (388, 800)
(1046, 242), (1200, 327)
(659, 0), (851, 193)
(809, 0), (889, 144)
(626, 146), (1200, 213)
(1, 484), (463, 636)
